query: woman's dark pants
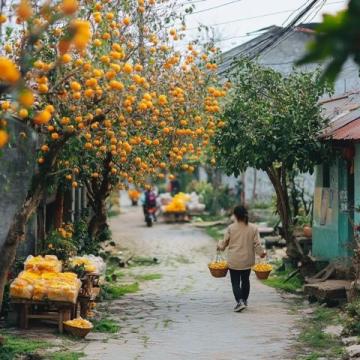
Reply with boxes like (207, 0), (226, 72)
(229, 268), (251, 303)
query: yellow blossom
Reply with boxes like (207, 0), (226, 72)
(0, 57), (20, 83)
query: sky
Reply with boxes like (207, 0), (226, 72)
(177, 0), (348, 51)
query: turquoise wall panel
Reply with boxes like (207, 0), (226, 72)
(312, 159), (341, 260)
(354, 144), (360, 224)
(338, 157), (352, 258)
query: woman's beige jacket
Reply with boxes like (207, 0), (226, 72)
(217, 221), (264, 270)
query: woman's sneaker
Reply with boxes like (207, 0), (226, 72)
(234, 300), (246, 312)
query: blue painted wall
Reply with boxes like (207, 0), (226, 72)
(312, 154), (353, 260)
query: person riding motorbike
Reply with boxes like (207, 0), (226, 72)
(141, 186), (157, 223)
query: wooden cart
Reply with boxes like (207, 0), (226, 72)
(11, 298), (76, 333)
(77, 273), (101, 318)
(163, 211), (188, 223)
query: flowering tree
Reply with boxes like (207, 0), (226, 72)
(0, 0), (226, 308)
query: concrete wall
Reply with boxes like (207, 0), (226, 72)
(0, 120), (37, 253)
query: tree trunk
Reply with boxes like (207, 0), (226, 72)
(54, 186), (64, 229)
(252, 169), (257, 202)
(288, 171), (300, 222)
(266, 166), (303, 261)
(88, 197), (108, 241)
(86, 152), (113, 242)
(240, 172), (246, 205)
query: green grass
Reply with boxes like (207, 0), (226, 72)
(105, 266), (125, 283)
(205, 226), (224, 241)
(300, 352), (323, 360)
(93, 318), (120, 333)
(135, 273), (162, 281)
(0, 334), (49, 359)
(263, 266), (304, 293)
(312, 307), (339, 323)
(102, 282), (139, 300)
(130, 256), (159, 266)
(51, 352), (85, 360)
(296, 307), (344, 359)
(299, 326), (333, 348)
(193, 214), (225, 222)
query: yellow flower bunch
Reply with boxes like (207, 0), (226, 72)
(128, 189), (140, 201)
(10, 268), (81, 303)
(252, 263), (273, 272)
(69, 257), (96, 273)
(0, 57), (20, 83)
(71, 19), (91, 51)
(165, 193), (190, 213)
(208, 260), (228, 270)
(24, 255), (62, 273)
(64, 317), (93, 329)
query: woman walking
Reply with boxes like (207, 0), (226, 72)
(217, 205), (266, 312)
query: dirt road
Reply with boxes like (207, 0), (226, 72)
(82, 198), (298, 360)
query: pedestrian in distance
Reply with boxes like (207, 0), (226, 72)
(217, 205), (266, 312)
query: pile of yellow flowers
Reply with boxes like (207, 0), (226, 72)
(208, 260), (228, 270)
(57, 223), (74, 239)
(165, 193), (190, 213)
(69, 257), (96, 273)
(252, 263), (273, 272)
(64, 317), (93, 329)
(10, 255), (81, 303)
(24, 255), (62, 272)
(128, 189), (140, 201)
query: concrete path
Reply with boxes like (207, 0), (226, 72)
(82, 199), (298, 360)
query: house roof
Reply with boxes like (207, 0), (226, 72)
(320, 92), (360, 141)
(218, 23), (319, 75)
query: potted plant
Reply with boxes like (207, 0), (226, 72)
(296, 213), (312, 238)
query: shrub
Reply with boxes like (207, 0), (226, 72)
(187, 181), (236, 215)
(42, 226), (77, 261)
(343, 299), (360, 335)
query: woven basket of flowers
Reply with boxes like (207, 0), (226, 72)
(208, 252), (229, 278)
(63, 318), (93, 338)
(252, 263), (273, 280)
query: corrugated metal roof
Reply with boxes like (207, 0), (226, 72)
(320, 92), (360, 141)
(332, 118), (360, 140)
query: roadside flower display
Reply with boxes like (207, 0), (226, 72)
(10, 255), (81, 303)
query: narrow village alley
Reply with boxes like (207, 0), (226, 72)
(81, 197), (298, 360)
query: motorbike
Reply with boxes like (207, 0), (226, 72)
(144, 206), (157, 227)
